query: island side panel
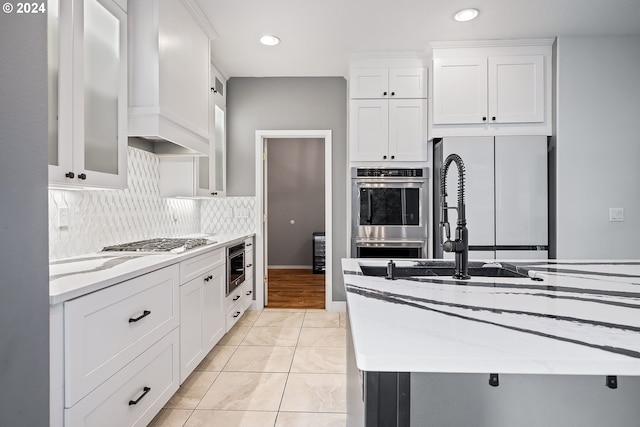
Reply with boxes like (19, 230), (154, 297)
(410, 373), (640, 426)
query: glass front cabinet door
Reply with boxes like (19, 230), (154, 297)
(49, 0), (127, 189)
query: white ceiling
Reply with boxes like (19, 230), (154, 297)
(195, 0), (640, 78)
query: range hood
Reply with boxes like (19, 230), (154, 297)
(127, 0), (216, 157)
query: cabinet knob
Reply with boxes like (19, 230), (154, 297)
(65, 172), (75, 179)
(391, 92), (395, 96)
(390, 155), (395, 160)
(211, 192), (218, 196)
(492, 116), (496, 121)
(211, 87), (217, 93)
(383, 155), (387, 159)
(482, 117), (487, 121)
(383, 91), (387, 96)
(77, 173), (87, 180)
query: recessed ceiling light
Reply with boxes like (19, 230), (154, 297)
(260, 35), (281, 46)
(454, 8), (479, 22)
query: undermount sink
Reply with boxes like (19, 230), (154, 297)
(359, 261), (540, 280)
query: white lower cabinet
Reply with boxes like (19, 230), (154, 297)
(65, 329), (179, 427)
(64, 264), (179, 406)
(179, 248), (225, 382)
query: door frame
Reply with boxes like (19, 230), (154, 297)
(254, 130), (336, 310)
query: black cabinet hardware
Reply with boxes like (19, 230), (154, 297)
(211, 192), (218, 196)
(233, 295), (240, 301)
(65, 172), (75, 178)
(246, 290), (253, 296)
(128, 310), (151, 323)
(606, 376), (618, 389)
(383, 155), (387, 159)
(391, 91), (395, 96)
(246, 263), (253, 268)
(204, 275), (213, 282)
(210, 87), (217, 93)
(489, 373), (500, 387)
(383, 91), (387, 96)
(246, 243), (253, 247)
(128, 386), (151, 405)
(482, 116), (487, 121)
(390, 155), (395, 160)
(233, 311), (241, 318)
(492, 116), (496, 121)
(78, 173), (87, 180)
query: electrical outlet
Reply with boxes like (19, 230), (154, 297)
(609, 207), (624, 222)
(57, 207), (69, 228)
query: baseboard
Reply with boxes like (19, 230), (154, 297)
(268, 265), (313, 269)
(325, 301), (346, 312)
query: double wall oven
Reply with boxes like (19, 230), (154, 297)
(351, 167), (429, 258)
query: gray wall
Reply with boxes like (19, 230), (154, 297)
(551, 35), (640, 259)
(267, 138), (325, 267)
(227, 77), (348, 300)
(0, 12), (50, 426)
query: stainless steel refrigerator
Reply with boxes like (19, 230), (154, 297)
(433, 136), (548, 260)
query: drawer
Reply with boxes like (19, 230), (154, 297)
(224, 281), (245, 313)
(180, 247), (224, 284)
(225, 302), (246, 332)
(64, 265), (179, 406)
(65, 328), (179, 427)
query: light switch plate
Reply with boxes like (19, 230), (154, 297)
(57, 207), (69, 228)
(609, 207), (624, 222)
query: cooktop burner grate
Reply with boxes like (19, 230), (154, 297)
(102, 238), (210, 252)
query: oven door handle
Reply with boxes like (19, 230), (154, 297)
(356, 179), (426, 186)
(355, 240), (426, 247)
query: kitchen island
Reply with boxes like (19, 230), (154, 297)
(342, 258), (640, 427)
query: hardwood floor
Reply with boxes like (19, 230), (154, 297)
(267, 268), (325, 309)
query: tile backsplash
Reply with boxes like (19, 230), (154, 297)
(48, 147), (256, 260)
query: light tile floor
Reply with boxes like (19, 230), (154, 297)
(149, 309), (348, 427)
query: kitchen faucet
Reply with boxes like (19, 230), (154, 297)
(440, 154), (470, 279)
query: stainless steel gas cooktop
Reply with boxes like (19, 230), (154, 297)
(102, 237), (212, 253)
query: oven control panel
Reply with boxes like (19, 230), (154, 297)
(354, 168), (424, 178)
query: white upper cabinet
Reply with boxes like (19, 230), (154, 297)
(350, 67), (426, 99)
(49, 0), (128, 189)
(430, 39), (553, 137)
(349, 60), (428, 162)
(432, 57), (488, 125)
(128, 0), (215, 155)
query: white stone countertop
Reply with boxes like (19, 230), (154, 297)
(343, 258), (640, 376)
(49, 233), (254, 305)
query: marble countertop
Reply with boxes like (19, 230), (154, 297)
(50, 233), (254, 305)
(342, 258), (640, 376)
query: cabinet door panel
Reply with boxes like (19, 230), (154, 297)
(388, 99), (427, 161)
(489, 56), (545, 123)
(433, 58), (487, 124)
(179, 278), (204, 382)
(349, 99), (389, 161)
(349, 68), (389, 98)
(389, 68), (427, 98)
(203, 265), (225, 352)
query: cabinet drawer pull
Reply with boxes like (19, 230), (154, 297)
(128, 386), (151, 405)
(204, 275), (213, 282)
(246, 290), (253, 296)
(233, 295), (241, 301)
(233, 311), (241, 318)
(482, 116), (487, 121)
(246, 243), (253, 247)
(246, 263), (253, 268)
(77, 173), (87, 180)
(492, 116), (496, 121)
(65, 171), (75, 179)
(128, 310), (151, 323)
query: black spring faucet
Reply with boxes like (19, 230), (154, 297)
(440, 154), (470, 280)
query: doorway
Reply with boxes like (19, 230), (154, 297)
(254, 130), (334, 311)
(266, 137), (325, 308)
